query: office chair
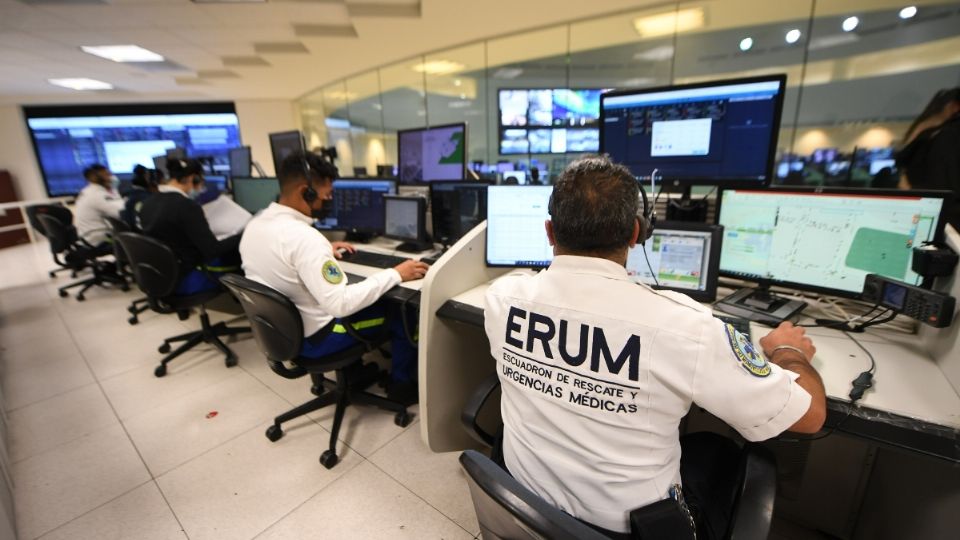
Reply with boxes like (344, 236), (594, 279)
(26, 204), (82, 279)
(115, 232), (250, 377)
(461, 376), (778, 540)
(103, 216), (150, 325)
(219, 274), (412, 469)
(36, 213), (127, 301)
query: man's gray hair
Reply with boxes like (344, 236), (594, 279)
(548, 155), (640, 253)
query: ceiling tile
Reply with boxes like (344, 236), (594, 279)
(253, 41), (309, 54)
(222, 55), (271, 67)
(293, 23), (357, 37)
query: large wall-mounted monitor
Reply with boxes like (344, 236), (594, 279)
(24, 102), (241, 197)
(498, 89), (603, 155)
(716, 188), (949, 299)
(398, 123), (466, 183)
(600, 75), (786, 187)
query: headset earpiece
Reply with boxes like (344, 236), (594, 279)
(300, 148), (318, 204)
(637, 180), (655, 244)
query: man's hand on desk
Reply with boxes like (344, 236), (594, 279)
(759, 321), (816, 364)
(394, 259), (430, 282)
(331, 241), (357, 259)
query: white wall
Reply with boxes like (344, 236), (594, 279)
(0, 100), (297, 202)
(0, 105), (44, 201)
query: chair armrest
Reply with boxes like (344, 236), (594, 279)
(267, 359), (307, 379)
(461, 373), (501, 448)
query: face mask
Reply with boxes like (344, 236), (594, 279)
(107, 175), (120, 190)
(312, 199), (333, 221)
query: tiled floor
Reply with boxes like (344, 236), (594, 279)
(0, 242), (479, 540)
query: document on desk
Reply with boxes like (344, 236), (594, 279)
(203, 196), (252, 240)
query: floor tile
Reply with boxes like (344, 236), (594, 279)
(310, 399), (419, 459)
(12, 423), (151, 539)
(233, 338), (317, 406)
(38, 482), (186, 540)
(3, 352), (95, 410)
(0, 328), (78, 374)
(122, 371), (288, 476)
(256, 461), (474, 540)
(158, 420), (357, 540)
(8, 383), (118, 463)
(370, 427), (480, 536)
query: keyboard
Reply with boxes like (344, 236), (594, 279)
(338, 250), (409, 269)
(716, 314), (752, 338)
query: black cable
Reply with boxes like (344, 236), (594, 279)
(642, 244), (660, 287)
(799, 304), (881, 329)
(845, 331), (876, 374)
(399, 291), (419, 348)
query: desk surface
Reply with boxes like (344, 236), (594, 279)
(443, 280), (960, 435)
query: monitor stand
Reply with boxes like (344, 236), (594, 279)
(345, 230), (376, 243)
(395, 240), (433, 253)
(663, 185), (709, 223)
(715, 285), (807, 326)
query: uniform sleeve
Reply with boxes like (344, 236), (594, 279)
(691, 316), (812, 442)
(290, 232), (401, 318)
(98, 193), (125, 219)
(180, 199), (241, 262)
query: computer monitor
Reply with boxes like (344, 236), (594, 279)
(716, 188), (950, 299)
(268, 130), (304, 175)
(203, 174), (229, 193)
(229, 146), (252, 177)
(384, 196), (431, 252)
(502, 170), (527, 185)
(430, 182), (490, 246)
(397, 123), (466, 183)
(333, 179), (397, 236)
(600, 74), (786, 188)
(486, 185), (553, 267)
(232, 177), (279, 214)
(625, 221), (723, 302)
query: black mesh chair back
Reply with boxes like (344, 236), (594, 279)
(459, 450), (607, 540)
(104, 216), (132, 265)
(115, 232), (180, 299)
(220, 274), (307, 378)
(26, 204), (72, 240)
(36, 212), (83, 259)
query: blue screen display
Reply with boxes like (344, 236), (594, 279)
(26, 107), (241, 197)
(320, 179), (397, 233)
(600, 78), (784, 184)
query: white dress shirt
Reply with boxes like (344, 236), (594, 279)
(74, 183), (124, 245)
(240, 202), (401, 336)
(484, 255), (811, 533)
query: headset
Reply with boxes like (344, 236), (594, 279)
(299, 137), (319, 204)
(637, 169), (657, 244)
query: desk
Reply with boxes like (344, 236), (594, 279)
(419, 222), (960, 462)
(332, 236), (436, 305)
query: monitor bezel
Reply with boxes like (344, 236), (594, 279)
(428, 180), (494, 245)
(268, 130), (304, 176)
(485, 185), (554, 268)
(714, 186), (952, 299)
(631, 220), (723, 303)
(497, 87), (605, 156)
(383, 195), (427, 243)
(599, 74), (787, 189)
(396, 122), (468, 184)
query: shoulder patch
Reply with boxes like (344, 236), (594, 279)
(321, 260), (344, 284)
(724, 323), (770, 377)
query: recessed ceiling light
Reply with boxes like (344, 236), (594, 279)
(81, 45), (164, 63)
(739, 37), (754, 51)
(633, 45), (675, 62)
(48, 78), (113, 91)
(633, 8), (704, 38)
(785, 29), (802, 44)
(411, 60), (464, 75)
(899, 6), (917, 19)
(842, 16), (859, 32)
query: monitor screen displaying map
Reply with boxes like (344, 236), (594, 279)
(398, 123), (466, 183)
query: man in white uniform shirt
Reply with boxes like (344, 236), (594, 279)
(75, 164), (124, 247)
(240, 152), (429, 402)
(484, 156), (826, 538)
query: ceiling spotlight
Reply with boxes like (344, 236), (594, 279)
(842, 16), (859, 32)
(739, 37), (754, 52)
(899, 6), (917, 19)
(785, 29), (802, 44)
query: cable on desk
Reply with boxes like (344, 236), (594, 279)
(642, 245), (659, 287)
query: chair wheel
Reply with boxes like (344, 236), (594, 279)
(394, 411), (412, 427)
(58, 290), (68, 298)
(127, 306), (137, 314)
(49, 271), (56, 278)
(128, 316), (138, 325)
(154, 365), (167, 377)
(76, 294), (85, 302)
(158, 343), (171, 354)
(319, 450), (338, 469)
(225, 354), (238, 368)
(265, 425), (283, 442)
(120, 285), (130, 292)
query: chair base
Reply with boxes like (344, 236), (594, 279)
(57, 263), (128, 301)
(127, 297), (150, 325)
(265, 364), (412, 469)
(154, 309), (251, 377)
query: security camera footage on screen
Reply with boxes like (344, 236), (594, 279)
(498, 89), (603, 154)
(398, 124), (465, 182)
(717, 190), (945, 295)
(26, 109), (241, 197)
(626, 229), (713, 292)
(601, 78), (783, 183)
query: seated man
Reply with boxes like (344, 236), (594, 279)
(75, 164), (124, 248)
(239, 152), (429, 402)
(121, 165), (161, 230)
(138, 158), (242, 295)
(483, 156), (826, 538)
